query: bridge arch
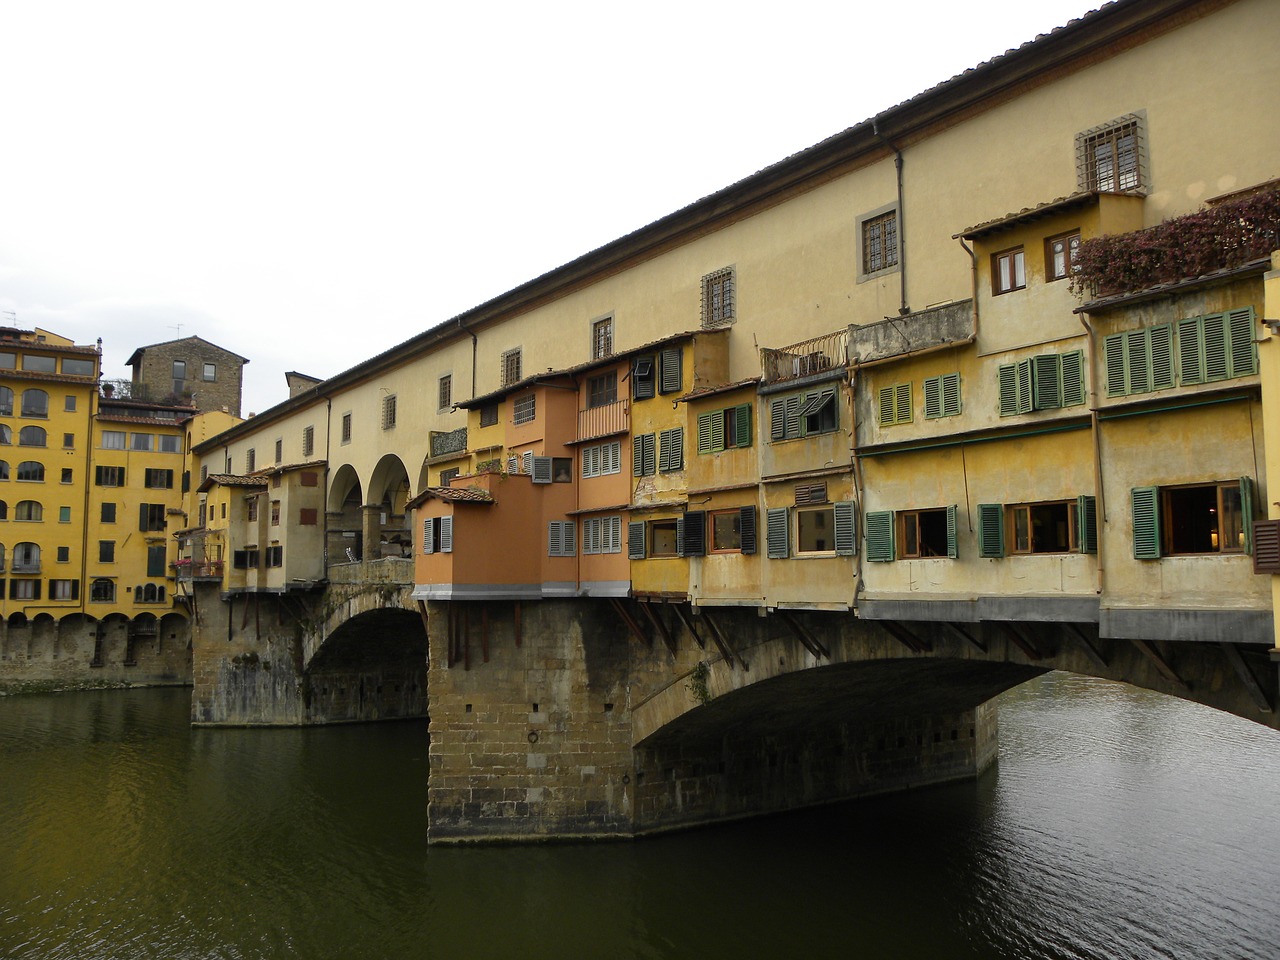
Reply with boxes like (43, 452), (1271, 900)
(303, 601), (426, 723)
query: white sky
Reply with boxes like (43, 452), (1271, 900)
(0, 0), (1100, 417)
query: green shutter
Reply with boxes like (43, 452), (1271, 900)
(659, 348), (683, 394)
(696, 414), (712, 455)
(147, 545), (166, 577)
(833, 501), (857, 556)
(1227, 307), (1257, 377)
(1203, 312), (1229, 381)
(1148, 325), (1174, 390)
(633, 435), (646, 476)
(1125, 329), (1150, 394)
(628, 521), (646, 559)
(770, 398), (786, 440)
(864, 511), (894, 562)
(894, 383), (911, 424)
(1077, 494), (1098, 554)
(766, 508), (789, 559)
(734, 403), (753, 448)
(1177, 316), (1204, 384)
(998, 364), (1019, 416)
(1104, 333), (1127, 396)
(1033, 354), (1061, 409)
(924, 376), (942, 419)
(941, 372), (962, 416)
(1131, 486), (1161, 559)
(879, 385), (896, 425)
(1060, 351), (1085, 406)
(1240, 476), (1256, 555)
(946, 504), (958, 559)
(710, 411), (725, 453)
(784, 396), (802, 438)
(739, 506), (757, 555)
(978, 503), (1005, 558)
(1016, 360), (1033, 414)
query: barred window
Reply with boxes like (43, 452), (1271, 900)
(480, 404), (499, 428)
(1077, 115), (1145, 194)
(383, 394), (397, 430)
(438, 375), (452, 411)
(341, 412), (352, 444)
(501, 348), (522, 387)
(702, 268), (735, 328)
(592, 317), (613, 359)
(861, 210), (899, 276)
(513, 393), (536, 425)
(302, 425), (314, 457)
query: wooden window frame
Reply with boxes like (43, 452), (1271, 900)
(591, 317), (614, 360)
(649, 519), (679, 558)
(897, 506), (957, 559)
(501, 348), (523, 388)
(512, 393), (536, 425)
(708, 508), (744, 554)
(587, 372), (617, 409)
(1007, 500), (1079, 555)
(1045, 231), (1081, 282)
(860, 209), (899, 277)
(701, 268), (735, 328)
(992, 247), (1026, 295)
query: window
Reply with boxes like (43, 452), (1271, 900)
(547, 520), (575, 557)
(658, 348), (682, 395)
(998, 351), (1086, 415)
(709, 507), (758, 554)
(101, 502), (116, 523)
(131, 433), (154, 452)
(771, 388), (839, 441)
(271, 500), (281, 526)
(766, 503), (856, 558)
(203, 362), (216, 381)
(632, 356), (656, 400)
(866, 506), (957, 561)
(421, 516), (454, 555)
(702, 268), (735, 328)
(587, 372), (617, 409)
(64, 395), (77, 412)
(0, 461), (7, 480)
(246, 448), (256, 472)
(274, 438), (282, 463)
(592, 317), (613, 359)
(20, 389), (48, 419)
(232, 550), (260, 569)
(0, 353), (12, 369)
(697, 404), (753, 454)
(1046, 232), (1081, 282)
(99, 541), (115, 563)
(62, 432), (74, 449)
(302, 425), (315, 457)
(247, 497), (259, 522)
(15, 500), (42, 521)
(173, 360), (187, 381)
(63, 357), (94, 376)
(501, 348), (522, 387)
(60, 468), (72, 484)
(1104, 308), (1256, 397)
(147, 545), (167, 578)
(552, 458), (572, 483)
(51, 579), (78, 600)
(1078, 115), (1144, 194)
(797, 506), (834, 554)
(24, 355), (55, 373)
(140, 503), (167, 532)
(924, 373), (962, 419)
(382, 394), (397, 430)
(976, 497), (1098, 558)
(647, 519), (679, 558)
(16, 461), (43, 482)
(265, 546), (283, 568)
(59, 506), (70, 523)
(993, 247), (1026, 294)
(513, 393), (536, 425)
(95, 466), (125, 487)
(10, 579), (39, 600)
(583, 516), (622, 555)
(659, 428), (684, 472)
(633, 433), (655, 477)
(102, 430), (126, 450)
(480, 404), (499, 427)
(878, 384), (912, 426)
(1132, 479), (1254, 558)
(56, 546), (69, 562)
(19, 426), (45, 447)
(582, 441), (621, 478)
(438, 375), (452, 411)
(0, 387), (11, 416)
(144, 468), (174, 489)
(0, 425), (9, 444)
(341, 412), (352, 444)
(90, 579), (115, 602)
(861, 208), (899, 277)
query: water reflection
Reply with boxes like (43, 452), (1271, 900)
(2, 673), (1278, 959)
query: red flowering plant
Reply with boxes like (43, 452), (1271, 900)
(1071, 188), (1280, 299)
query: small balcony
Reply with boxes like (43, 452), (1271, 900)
(761, 330), (849, 384)
(11, 562), (40, 575)
(430, 427), (468, 459)
(174, 559), (224, 581)
(577, 399), (629, 442)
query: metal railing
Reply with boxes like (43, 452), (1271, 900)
(577, 399), (628, 442)
(430, 427), (468, 459)
(760, 329), (848, 384)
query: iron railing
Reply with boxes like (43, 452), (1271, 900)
(760, 329), (848, 384)
(430, 427), (468, 459)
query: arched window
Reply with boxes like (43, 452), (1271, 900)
(0, 543), (6, 571)
(0, 387), (12, 417)
(20, 390), (48, 418)
(91, 578), (115, 602)
(15, 461), (43, 482)
(0, 500), (9, 520)
(0, 461), (9, 481)
(12, 542), (39, 571)
(14, 501), (42, 522)
(18, 426), (46, 447)
(0, 425), (11, 445)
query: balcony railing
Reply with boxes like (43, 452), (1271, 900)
(760, 330), (848, 384)
(11, 562), (40, 574)
(175, 559), (224, 580)
(577, 399), (629, 442)
(430, 427), (468, 459)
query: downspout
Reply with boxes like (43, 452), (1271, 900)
(458, 318), (478, 401)
(323, 396), (332, 568)
(1078, 312), (1107, 598)
(956, 237), (981, 343)
(80, 343), (101, 617)
(872, 120), (909, 316)
(849, 363), (867, 609)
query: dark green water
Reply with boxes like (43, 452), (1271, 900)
(3, 673), (1279, 959)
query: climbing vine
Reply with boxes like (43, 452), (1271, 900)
(686, 661), (711, 706)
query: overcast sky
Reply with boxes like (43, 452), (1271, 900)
(1, 0), (1099, 417)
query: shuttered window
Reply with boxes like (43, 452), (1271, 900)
(658, 428), (684, 472)
(977, 503), (1005, 558)
(422, 517), (454, 554)
(658, 348), (683, 395)
(833, 501), (857, 556)
(1108, 308), (1256, 396)
(547, 521), (576, 557)
(766, 508), (789, 559)
(583, 516), (622, 555)
(697, 404), (753, 454)
(923, 373), (961, 419)
(865, 510), (894, 561)
(628, 521), (647, 559)
(633, 434), (656, 477)
(771, 389), (837, 441)
(632, 357), (656, 400)
(878, 383), (912, 426)
(998, 351), (1086, 416)
(677, 510), (706, 557)
(1132, 478), (1255, 559)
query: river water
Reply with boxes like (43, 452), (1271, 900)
(2, 672), (1278, 960)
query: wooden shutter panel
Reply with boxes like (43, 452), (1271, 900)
(771, 398), (786, 440)
(833, 501), (857, 556)
(659, 348), (683, 394)
(1240, 476), (1256, 555)
(1060, 352), (1085, 406)
(1227, 307), (1257, 377)
(766, 508), (789, 559)
(1016, 360), (1033, 413)
(139, 503), (149, 531)
(1131, 486), (1161, 559)
(924, 377), (941, 419)
(1104, 333), (1127, 396)
(1203, 312), (1229, 381)
(1252, 519), (1280, 573)
(978, 503), (1005, 558)
(946, 504), (958, 559)
(879, 385), (896, 425)
(547, 522), (560, 557)
(1177, 316), (1204, 384)
(784, 396), (802, 438)
(633, 435), (646, 476)
(564, 521), (575, 556)
(628, 521), (646, 559)
(1125, 330), (1150, 395)
(71, 579), (79, 600)
(423, 518), (434, 554)
(632, 357), (655, 400)
(941, 373), (961, 415)
(998, 364), (1018, 415)
(532, 456), (552, 484)
(660, 428), (683, 471)
(864, 510), (894, 561)
(1077, 495), (1098, 554)
(734, 403), (752, 448)
(893, 383), (911, 424)
(697, 413), (714, 454)
(1033, 354), (1061, 408)
(1148, 326), (1174, 391)
(680, 510), (706, 556)
(439, 517), (453, 553)
(739, 506), (757, 555)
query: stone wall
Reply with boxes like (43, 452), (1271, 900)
(132, 339), (245, 416)
(0, 614), (191, 693)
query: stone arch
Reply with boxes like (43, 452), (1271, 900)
(28, 613), (57, 661)
(328, 463), (364, 562)
(58, 613), (99, 663)
(368, 454), (412, 559)
(303, 604), (427, 723)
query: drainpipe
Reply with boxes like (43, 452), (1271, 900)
(849, 365), (867, 609)
(955, 237), (981, 343)
(872, 120), (909, 316)
(458, 318), (477, 402)
(1078, 312), (1107, 598)
(323, 396), (332, 568)
(80, 343), (100, 618)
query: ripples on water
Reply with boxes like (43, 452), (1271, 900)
(2, 673), (1279, 960)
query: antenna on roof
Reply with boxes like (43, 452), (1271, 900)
(2, 310), (15, 325)
(170, 323), (184, 338)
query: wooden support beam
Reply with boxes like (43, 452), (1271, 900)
(701, 611), (742, 670)
(608, 598), (650, 647)
(513, 601), (522, 648)
(1130, 638), (1187, 691)
(462, 604), (471, 670)
(1064, 623), (1108, 670)
(670, 603), (707, 650)
(777, 611), (829, 659)
(480, 606), (490, 664)
(879, 620), (926, 654)
(995, 621), (1043, 661)
(638, 600), (677, 657)
(1220, 642), (1273, 714)
(416, 600), (431, 640)
(446, 604), (456, 668)
(943, 621), (985, 653)
(240, 594), (251, 631)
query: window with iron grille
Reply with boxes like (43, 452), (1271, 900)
(1077, 114), (1145, 193)
(702, 268), (735, 328)
(274, 438), (283, 462)
(271, 500), (281, 526)
(513, 393), (536, 425)
(501, 348), (522, 387)
(438, 375), (452, 411)
(246, 448), (256, 472)
(302, 425), (314, 457)
(592, 317), (613, 359)
(587, 372), (617, 409)
(383, 394), (397, 430)
(860, 209), (899, 277)
(341, 412), (352, 444)
(480, 404), (499, 427)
